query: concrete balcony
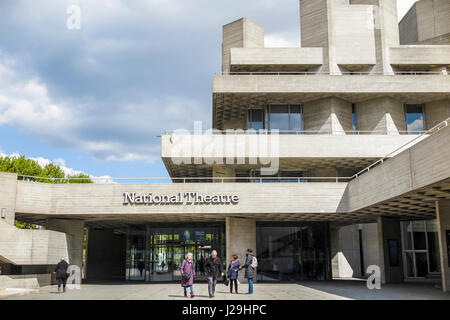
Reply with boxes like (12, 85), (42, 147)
(213, 74), (450, 99)
(161, 133), (422, 160)
(390, 46), (450, 68)
(229, 48), (323, 72)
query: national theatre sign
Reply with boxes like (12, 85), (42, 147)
(123, 192), (240, 205)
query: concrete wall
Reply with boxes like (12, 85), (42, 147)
(0, 220), (70, 266)
(331, 224), (362, 278)
(355, 97), (406, 134)
(47, 219), (84, 271)
(0, 172), (18, 225)
(15, 180), (350, 216)
(400, 3), (419, 44)
(229, 48), (323, 69)
(163, 133), (422, 160)
(349, 122), (450, 211)
(222, 18), (264, 73)
(377, 217), (404, 284)
(389, 46), (450, 66)
(400, 0), (450, 45)
(226, 217), (256, 283)
(426, 99), (450, 129)
(361, 223), (381, 275)
(303, 97), (353, 134)
(436, 200), (450, 292)
(213, 74), (450, 95)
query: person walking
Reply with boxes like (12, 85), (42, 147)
(240, 249), (257, 295)
(54, 257), (69, 293)
(227, 254), (241, 294)
(180, 252), (195, 298)
(204, 250), (224, 298)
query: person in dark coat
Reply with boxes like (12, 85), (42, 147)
(180, 252), (195, 298)
(204, 250), (224, 298)
(227, 254), (241, 294)
(239, 249), (256, 295)
(54, 257), (69, 293)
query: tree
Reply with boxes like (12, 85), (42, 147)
(0, 155), (93, 228)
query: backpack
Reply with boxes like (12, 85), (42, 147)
(251, 256), (258, 269)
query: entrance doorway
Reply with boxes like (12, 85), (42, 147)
(126, 223), (225, 282)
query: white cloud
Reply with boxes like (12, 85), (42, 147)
(265, 33), (299, 48)
(397, 0), (419, 21)
(0, 53), (207, 163)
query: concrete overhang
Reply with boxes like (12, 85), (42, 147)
(390, 46), (450, 67)
(213, 74), (450, 95)
(229, 48), (323, 72)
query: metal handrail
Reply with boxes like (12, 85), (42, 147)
(351, 117), (450, 179)
(17, 175), (352, 184)
(219, 71), (448, 76)
(163, 129), (426, 135)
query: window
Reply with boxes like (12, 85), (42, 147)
(267, 104), (303, 132)
(401, 220), (441, 278)
(405, 104), (425, 134)
(248, 109), (264, 130)
(352, 104), (357, 133)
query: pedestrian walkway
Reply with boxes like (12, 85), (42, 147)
(7, 280), (450, 300)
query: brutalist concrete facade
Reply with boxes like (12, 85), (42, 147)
(1, 0), (450, 291)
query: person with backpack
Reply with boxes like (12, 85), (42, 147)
(239, 248), (257, 295)
(227, 254), (241, 294)
(180, 252), (195, 298)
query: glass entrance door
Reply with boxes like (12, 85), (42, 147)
(148, 224), (225, 282)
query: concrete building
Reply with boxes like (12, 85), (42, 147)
(1, 0), (450, 292)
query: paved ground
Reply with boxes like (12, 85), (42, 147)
(7, 279), (450, 300)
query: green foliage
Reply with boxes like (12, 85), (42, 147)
(0, 155), (92, 184)
(0, 155), (93, 229)
(14, 220), (41, 230)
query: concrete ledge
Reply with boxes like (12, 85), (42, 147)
(0, 275), (40, 289)
(0, 288), (39, 299)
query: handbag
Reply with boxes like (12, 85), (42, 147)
(181, 259), (191, 280)
(223, 274), (229, 286)
(182, 273), (191, 281)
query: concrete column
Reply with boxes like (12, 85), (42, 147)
(350, 0), (400, 74)
(436, 200), (450, 292)
(222, 18), (264, 73)
(226, 217), (256, 283)
(47, 219), (84, 272)
(0, 172), (18, 226)
(330, 224), (362, 278)
(376, 216), (404, 284)
(303, 97), (353, 134)
(355, 97), (406, 134)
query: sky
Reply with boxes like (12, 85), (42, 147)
(0, 0), (419, 179)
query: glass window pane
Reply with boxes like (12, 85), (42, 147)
(248, 109), (264, 130)
(405, 104), (425, 133)
(415, 252), (428, 277)
(269, 105), (289, 131)
(412, 221), (427, 250)
(426, 220), (441, 273)
(289, 105), (303, 131)
(402, 221), (413, 250)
